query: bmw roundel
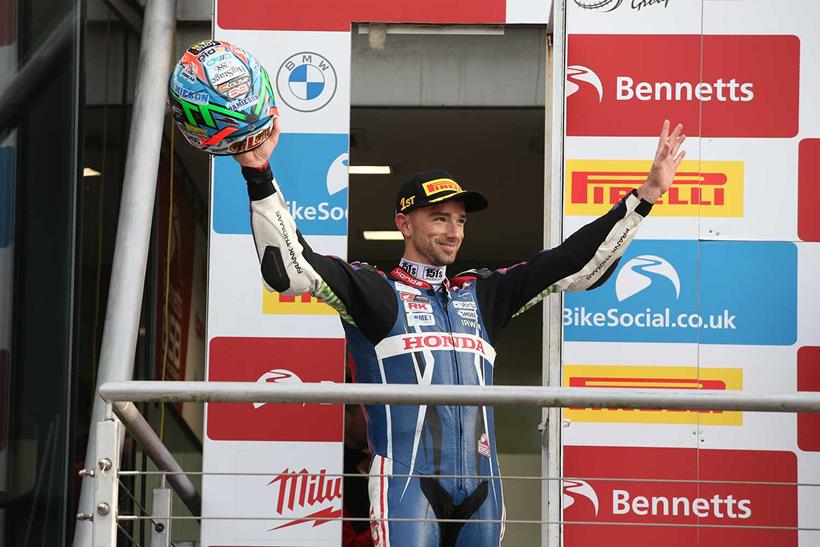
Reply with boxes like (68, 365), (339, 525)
(276, 52), (338, 112)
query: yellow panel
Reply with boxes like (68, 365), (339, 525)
(565, 159), (744, 218)
(563, 364), (742, 426)
(262, 287), (338, 316)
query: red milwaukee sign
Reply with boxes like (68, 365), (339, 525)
(563, 446), (797, 546)
(566, 34), (800, 137)
(207, 337), (344, 442)
(268, 468), (343, 529)
(799, 139), (820, 241)
(798, 346), (820, 451)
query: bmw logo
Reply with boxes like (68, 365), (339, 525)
(276, 52), (338, 113)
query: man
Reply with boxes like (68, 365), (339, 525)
(235, 118), (686, 546)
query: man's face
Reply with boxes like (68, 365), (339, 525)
(396, 200), (467, 266)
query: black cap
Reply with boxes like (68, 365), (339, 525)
(395, 170), (488, 214)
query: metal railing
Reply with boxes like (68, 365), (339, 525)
(79, 381), (820, 547)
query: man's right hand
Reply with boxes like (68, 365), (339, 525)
(234, 116), (280, 169)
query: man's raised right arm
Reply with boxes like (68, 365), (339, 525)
(240, 161), (397, 343)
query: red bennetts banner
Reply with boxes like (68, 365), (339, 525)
(207, 337), (345, 442)
(566, 34), (800, 138)
(798, 346), (820, 451)
(217, 0), (505, 31)
(563, 446), (797, 546)
(798, 139), (820, 241)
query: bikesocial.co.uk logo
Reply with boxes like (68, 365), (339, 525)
(213, 133), (348, 236)
(563, 240), (797, 345)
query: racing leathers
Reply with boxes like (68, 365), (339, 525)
(242, 163), (653, 546)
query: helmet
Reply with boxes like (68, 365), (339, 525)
(169, 40), (278, 155)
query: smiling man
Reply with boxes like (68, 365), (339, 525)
(235, 118), (685, 547)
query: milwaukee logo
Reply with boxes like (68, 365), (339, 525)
(375, 332), (497, 364)
(268, 468), (342, 529)
(563, 365), (742, 425)
(565, 160), (743, 217)
(262, 290), (337, 315)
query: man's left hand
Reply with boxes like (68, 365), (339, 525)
(638, 120), (686, 204)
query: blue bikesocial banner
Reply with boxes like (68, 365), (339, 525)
(0, 147), (14, 248)
(564, 240), (797, 345)
(213, 132), (349, 236)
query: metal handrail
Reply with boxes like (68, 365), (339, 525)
(97, 379), (820, 540)
(100, 381), (820, 412)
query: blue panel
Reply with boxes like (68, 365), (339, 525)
(564, 240), (797, 345)
(0, 146), (14, 248)
(213, 133), (349, 236)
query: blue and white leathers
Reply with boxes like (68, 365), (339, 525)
(345, 269), (504, 546)
(242, 163), (653, 546)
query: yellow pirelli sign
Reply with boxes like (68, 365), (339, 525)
(565, 159), (744, 217)
(563, 364), (742, 425)
(262, 288), (337, 315)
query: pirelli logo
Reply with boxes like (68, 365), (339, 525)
(565, 160), (744, 217)
(563, 365), (742, 425)
(262, 289), (337, 315)
(422, 178), (462, 196)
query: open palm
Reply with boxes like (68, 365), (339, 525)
(639, 120), (686, 203)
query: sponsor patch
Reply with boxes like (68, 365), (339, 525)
(375, 332), (497, 364)
(407, 312), (436, 327)
(452, 300), (476, 310)
(422, 178), (462, 195)
(404, 301), (433, 313)
(478, 433), (491, 457)
(395, 282), (421, 295)
(457, 309), (478, 321)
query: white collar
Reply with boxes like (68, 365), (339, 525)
(399, 258), (447, 288)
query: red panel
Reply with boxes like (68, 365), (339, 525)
(563, 446), (797, 546)
(567, 35), (800, 138)
(798, 346), (820, 451)
(217, 0), (506, 31)
(0, 0), (14, 46)
(207, 337), (345, 442)
(798, 140), (820, 241)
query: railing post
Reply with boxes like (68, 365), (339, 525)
(73, 0), (177, 544)
(151, 479), (172, 547)
(92, 419), (122, 547)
